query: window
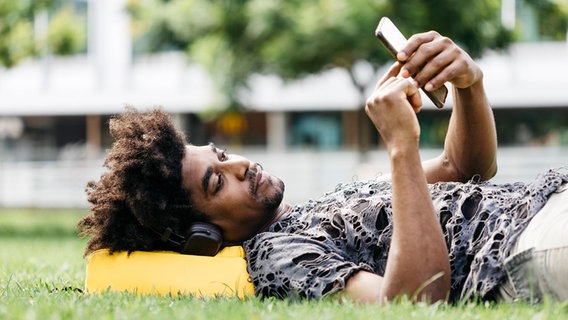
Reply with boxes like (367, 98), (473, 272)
(288, 112), (342, 149)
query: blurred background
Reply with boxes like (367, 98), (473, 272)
(0, 0), (567, 207)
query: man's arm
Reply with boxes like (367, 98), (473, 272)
(398, 31), (498, 183)
(343, 31), (500, 303)
(344, 65), (450, 304)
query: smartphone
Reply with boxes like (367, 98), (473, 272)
(375, 17), (448, 109)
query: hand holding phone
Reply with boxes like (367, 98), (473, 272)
(375, 17), (448, 109)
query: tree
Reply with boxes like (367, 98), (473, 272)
(128, 0), (515, 110)
(522, 0), (568, 41)
(0, 0), (49, 67)
(45, 5), (86, 56)
(0, 0), (86, 68)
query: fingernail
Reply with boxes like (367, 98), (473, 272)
(425, 83), (433, 91)
(397, 52), (407, 60)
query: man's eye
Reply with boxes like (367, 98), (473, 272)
(216, 174), (223, 192)
(220, 149), (228, 161)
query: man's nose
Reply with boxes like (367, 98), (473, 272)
(221, 156), (250, 180)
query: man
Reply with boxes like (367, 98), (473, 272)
(78, 30), (567, 304)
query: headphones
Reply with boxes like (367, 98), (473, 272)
(150, 222), (223, 256)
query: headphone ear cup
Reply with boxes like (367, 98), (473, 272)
(181, 222), (223, 256)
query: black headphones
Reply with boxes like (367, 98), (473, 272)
(150, 222), (223, 256)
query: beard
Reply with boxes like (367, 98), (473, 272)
(261, 178), (285, 211)
(247, 164), (285, 212)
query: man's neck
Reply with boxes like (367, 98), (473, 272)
(258, 202), (293, 233)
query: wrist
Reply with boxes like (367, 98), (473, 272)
(456, 69), (484, 92)
(388, 141), (420, 163)
(453, 73), (487, 108)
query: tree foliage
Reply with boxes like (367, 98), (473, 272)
(45, 5), (86, 56)
(127, 0), (564, 108)
(0, 0), (50, 67)
(523, 0), (568, 41)
(0, 0), (86, 68)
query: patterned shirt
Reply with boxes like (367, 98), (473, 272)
(244, 167), (568, 302)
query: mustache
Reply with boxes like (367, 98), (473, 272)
(247, 163), (264, 196)
(246, 163), (263, 179)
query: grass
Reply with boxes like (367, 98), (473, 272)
(1, 209), (568, 319)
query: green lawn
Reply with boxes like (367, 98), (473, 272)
(1, 208), (567, 319)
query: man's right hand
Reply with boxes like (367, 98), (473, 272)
(365, 62), (423, 155)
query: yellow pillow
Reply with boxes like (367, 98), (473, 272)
(84, 246), (254, 298)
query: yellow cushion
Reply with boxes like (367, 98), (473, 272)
(84, 246), (254, 298)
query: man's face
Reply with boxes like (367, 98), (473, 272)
(181, 144), (285, 242)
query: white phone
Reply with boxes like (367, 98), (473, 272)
(375, 17), (448, 109)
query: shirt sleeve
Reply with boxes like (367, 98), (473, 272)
(243, 231), (374, 300)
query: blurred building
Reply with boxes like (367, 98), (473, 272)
(0, 0), (567, 207)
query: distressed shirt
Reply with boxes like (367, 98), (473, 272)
(244, 167), (568, 302)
